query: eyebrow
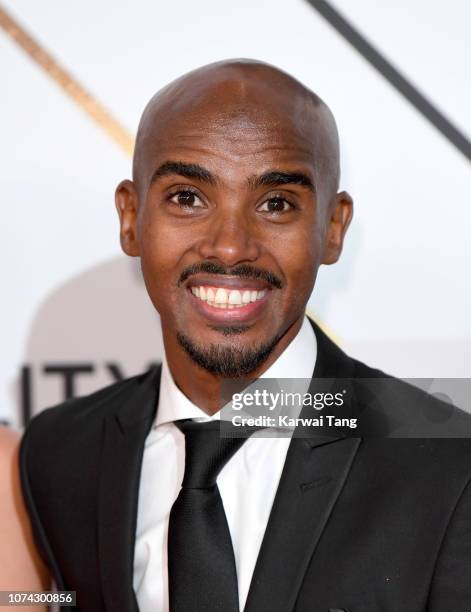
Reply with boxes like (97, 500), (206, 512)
(149, 161), (315, 193)
(250, 170), (315, 193)
(150, 161), (217, 186)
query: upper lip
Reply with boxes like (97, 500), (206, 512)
(185, 275), (272, 291)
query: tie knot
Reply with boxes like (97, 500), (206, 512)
(176, 420), (249, 489)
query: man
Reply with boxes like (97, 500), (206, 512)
(20, 60), (471, 611)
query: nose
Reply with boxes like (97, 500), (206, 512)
(197, 205), (260, 266)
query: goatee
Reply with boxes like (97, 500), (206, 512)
(176, 330), (281, 377)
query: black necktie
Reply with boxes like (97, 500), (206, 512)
(168, 420), (251, 612)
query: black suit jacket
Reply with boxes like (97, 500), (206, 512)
(20, 320), (471, 611)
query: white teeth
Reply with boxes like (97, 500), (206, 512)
(215, 288), (228, 304)
(191, 286), (267, 307)
(228, 289), (242, 305)
(242, 290), (251, 304)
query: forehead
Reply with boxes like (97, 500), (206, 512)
(136, 87), (323, 186)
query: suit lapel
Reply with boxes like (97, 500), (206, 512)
(244, 320), (362, 612)
(97, 367), (160, 611)
(244, 436), (361, 612)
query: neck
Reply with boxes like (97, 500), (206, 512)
(163, 316), (304, 415)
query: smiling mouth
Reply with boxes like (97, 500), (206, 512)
(189, 285), (268, 309)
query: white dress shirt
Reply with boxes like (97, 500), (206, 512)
(133, 316), (317, 611)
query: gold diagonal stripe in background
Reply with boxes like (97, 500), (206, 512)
(0, 3), (134, 156)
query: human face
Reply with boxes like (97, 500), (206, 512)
(116, 105), (351, 376)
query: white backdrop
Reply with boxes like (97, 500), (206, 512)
(1, 0), (470, 427)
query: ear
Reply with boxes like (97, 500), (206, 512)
(115, 179), (140, 256)
(321, 191), (353, 265)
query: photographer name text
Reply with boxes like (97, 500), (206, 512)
(232, 415), (357, 429)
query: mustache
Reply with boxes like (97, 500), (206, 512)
(178, 261), (283, 289)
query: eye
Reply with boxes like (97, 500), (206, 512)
(169, 190), (205, 208)
(257, 196), (294, 214)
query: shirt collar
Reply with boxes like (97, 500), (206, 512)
(154, 315), (317, 428)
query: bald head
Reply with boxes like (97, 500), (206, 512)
(132, 59), (340, 206)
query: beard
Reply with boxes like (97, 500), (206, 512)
(176, 328), (281, 377)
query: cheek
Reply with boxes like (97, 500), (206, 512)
(137, 212), (187, 312)
(274, 224), (322, 301)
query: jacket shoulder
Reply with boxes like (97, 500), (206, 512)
(21, 367), (160, 452)
(349, 355), (471, 440)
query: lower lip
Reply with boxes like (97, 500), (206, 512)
(187, 289), (271, 324)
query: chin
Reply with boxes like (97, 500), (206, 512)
(176, 327), (282, 378)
